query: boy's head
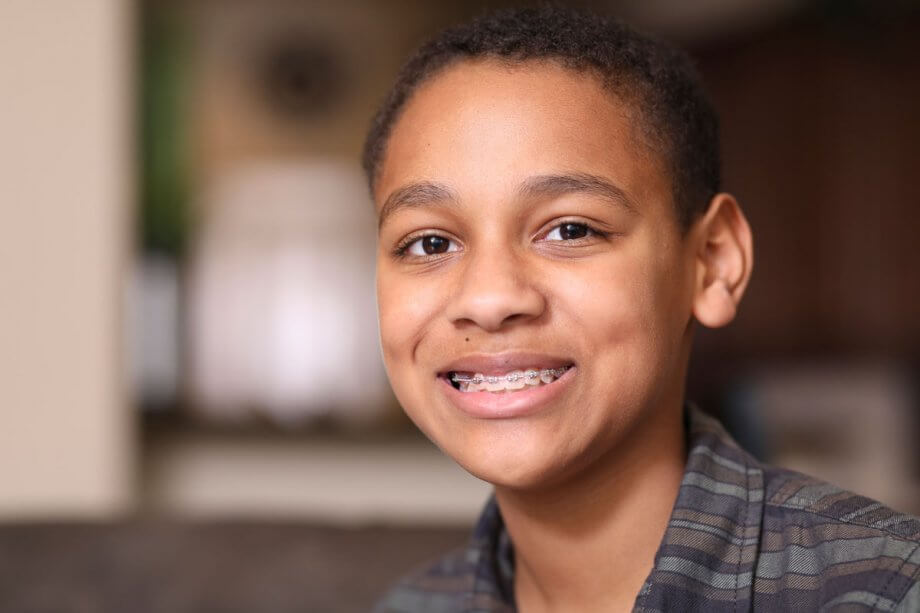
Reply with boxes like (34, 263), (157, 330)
(368, 6), (752, 491)
(363, 5), (721, 231)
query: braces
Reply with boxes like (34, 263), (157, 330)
(450, 366), (570, 384)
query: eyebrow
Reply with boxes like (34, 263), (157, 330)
(377, 172), (636, 229)
(517, 173), (637, 213)
(378, 181), (457, 229)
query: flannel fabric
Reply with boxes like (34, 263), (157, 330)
(374, 405), (920, 612)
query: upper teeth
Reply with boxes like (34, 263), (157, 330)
(451, 366), (570, 384)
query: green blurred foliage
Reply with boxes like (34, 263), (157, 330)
(140, 5), (190, 257)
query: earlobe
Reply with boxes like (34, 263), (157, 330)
(694, 279), (737, 328)
(691, 193), (754, 329)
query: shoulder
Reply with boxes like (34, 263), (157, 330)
(755, 464), (920, 611)
(763, 465), (920, 542)
(372, 547), (475, 613)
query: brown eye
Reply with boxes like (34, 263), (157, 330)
(546, 222), (592, 241)
(560, 223), (589, 240)
(405, 234), (458, 257)
(422, 235), (449, 254)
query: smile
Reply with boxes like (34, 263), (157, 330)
(448, 366), (571, 393)
(438, 361), (576, 419)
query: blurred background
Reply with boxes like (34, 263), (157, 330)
(1, 0), (918, 610)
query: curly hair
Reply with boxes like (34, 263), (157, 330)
(362, 5), (721, 229)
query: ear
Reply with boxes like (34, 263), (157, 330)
(691, 193), (754, 328)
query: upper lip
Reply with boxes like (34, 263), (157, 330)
(437, 352), (575, 377)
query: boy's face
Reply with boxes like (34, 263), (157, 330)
(374, 60), (699, 489)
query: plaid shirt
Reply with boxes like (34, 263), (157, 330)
(374, 405), (920, 612)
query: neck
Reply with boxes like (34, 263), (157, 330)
(495, 400), (686, 613)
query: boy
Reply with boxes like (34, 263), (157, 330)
(365, 6), (920, 612)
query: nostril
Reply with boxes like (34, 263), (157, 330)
(445, 272), (547, 333)
(502, 312), (528, 326)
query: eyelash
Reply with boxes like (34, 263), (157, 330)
(392, 220), (609, 259)
(392, 232), (451, 259)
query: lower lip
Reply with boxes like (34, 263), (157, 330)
(439, 367), (576, 419)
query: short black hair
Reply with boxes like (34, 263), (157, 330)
(362, 5), (721, 230)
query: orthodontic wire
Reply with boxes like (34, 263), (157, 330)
(450, 366), (570, 384)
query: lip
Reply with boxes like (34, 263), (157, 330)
(437, 352), (576, 419)
(437, 352), (574, 377)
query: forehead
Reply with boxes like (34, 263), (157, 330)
(374, 58), (667, 211)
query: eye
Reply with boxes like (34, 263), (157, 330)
(544, 222), (593, 241)
(405, 234), (458, 256)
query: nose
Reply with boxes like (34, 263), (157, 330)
(445, 248), (546, 332)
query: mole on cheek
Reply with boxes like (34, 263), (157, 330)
(465, 337), (470, 342)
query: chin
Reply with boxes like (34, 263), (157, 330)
(440, 425), (580, 491)
(460, 458), (551, 490)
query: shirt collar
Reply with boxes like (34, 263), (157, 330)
(635, 403), (764, 610)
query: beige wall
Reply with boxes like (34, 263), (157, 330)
(0, 0), (134, 518)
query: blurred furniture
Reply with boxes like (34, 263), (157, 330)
(724, 362), (919, 514)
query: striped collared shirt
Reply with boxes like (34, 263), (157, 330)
(374, 405), (920, 612)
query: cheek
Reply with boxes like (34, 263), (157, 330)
(561, 245), (684, 360)
(376, 268), (447, 366)
(559, 257), (657, 339)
